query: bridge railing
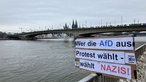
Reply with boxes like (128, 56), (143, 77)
(78, 43), (146, 82)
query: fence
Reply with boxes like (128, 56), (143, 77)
(135, 43), (146, 59)
(78, 43), (146, 82)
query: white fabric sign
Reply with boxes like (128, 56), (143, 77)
(75, 49), (125, 64)
(75, 37), (134, 50)
(78, 59), (132, 79)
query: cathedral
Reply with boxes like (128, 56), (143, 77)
(63, 20), (78, 29)
(72, 20), (78, 29)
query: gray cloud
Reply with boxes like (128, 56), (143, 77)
(0, 0), (146, 32)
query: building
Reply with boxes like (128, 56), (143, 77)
(72, 20), (78, 29)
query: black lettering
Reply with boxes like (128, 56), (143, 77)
(127, 41), (132, 47)
(107, 53), (112, 59)
(80, 62), (95, 69)
(116, 41), (133, 47)
(97, 53), (118, 60)
(77, 51), (95, 58)
(98, 54), (103, 58)
(91, 63), (95, 69)
(121, 42), (126, 47)
(115, 54), (118, 60)
(80, 62), (84, 66)
(76, 50), (79, 56)
(116, 42), (120, 47)
(87, 41), (96, 46)
(75, 41), (86, 46)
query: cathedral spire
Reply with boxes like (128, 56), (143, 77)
(72, 20), (75, 29)
(72, 20), (78, 29)
(75, 20), (78, 28)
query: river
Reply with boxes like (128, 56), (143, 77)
(0, 40), (89, 82)
(0, 36), (145, 82)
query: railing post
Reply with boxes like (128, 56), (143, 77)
(96, 73), (103, 82)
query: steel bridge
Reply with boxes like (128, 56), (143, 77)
(15, 25), (146, 40)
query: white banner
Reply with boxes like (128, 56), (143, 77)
(75, 37), (134, 50)
(78, 59), (132, 79)
(75, 49), (125, 64)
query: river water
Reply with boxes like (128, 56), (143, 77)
(0, 37), (145, 82)
(0, 40), (89, 82)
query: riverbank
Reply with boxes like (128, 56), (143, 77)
(37, 38), (74, 42)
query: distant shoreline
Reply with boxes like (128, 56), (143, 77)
(37, 38), (74, 41)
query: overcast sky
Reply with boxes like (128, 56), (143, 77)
(0, 0), (146, 33)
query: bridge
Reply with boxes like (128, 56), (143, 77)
(14, 25), (146, 40)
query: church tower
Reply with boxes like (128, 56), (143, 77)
(72, 20), (75, 29)
(74, 20), (78, 29)
(72, 20), (78, 29)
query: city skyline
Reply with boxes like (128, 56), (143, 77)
(0, 0), (146, 33)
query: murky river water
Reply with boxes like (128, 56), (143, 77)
(0, 40), (89, 82)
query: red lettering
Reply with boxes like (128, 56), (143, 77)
(101, 64), (106, 70)
(111, 66), (117, 73)
(121, 67), (126, 74)
(118, 66), (120, 73)
(100, 63), (130, 76)
(106, 65), (111, 71)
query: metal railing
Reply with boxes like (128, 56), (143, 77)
(135, 43), (146, 59)
(78, 43), (146, 82)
